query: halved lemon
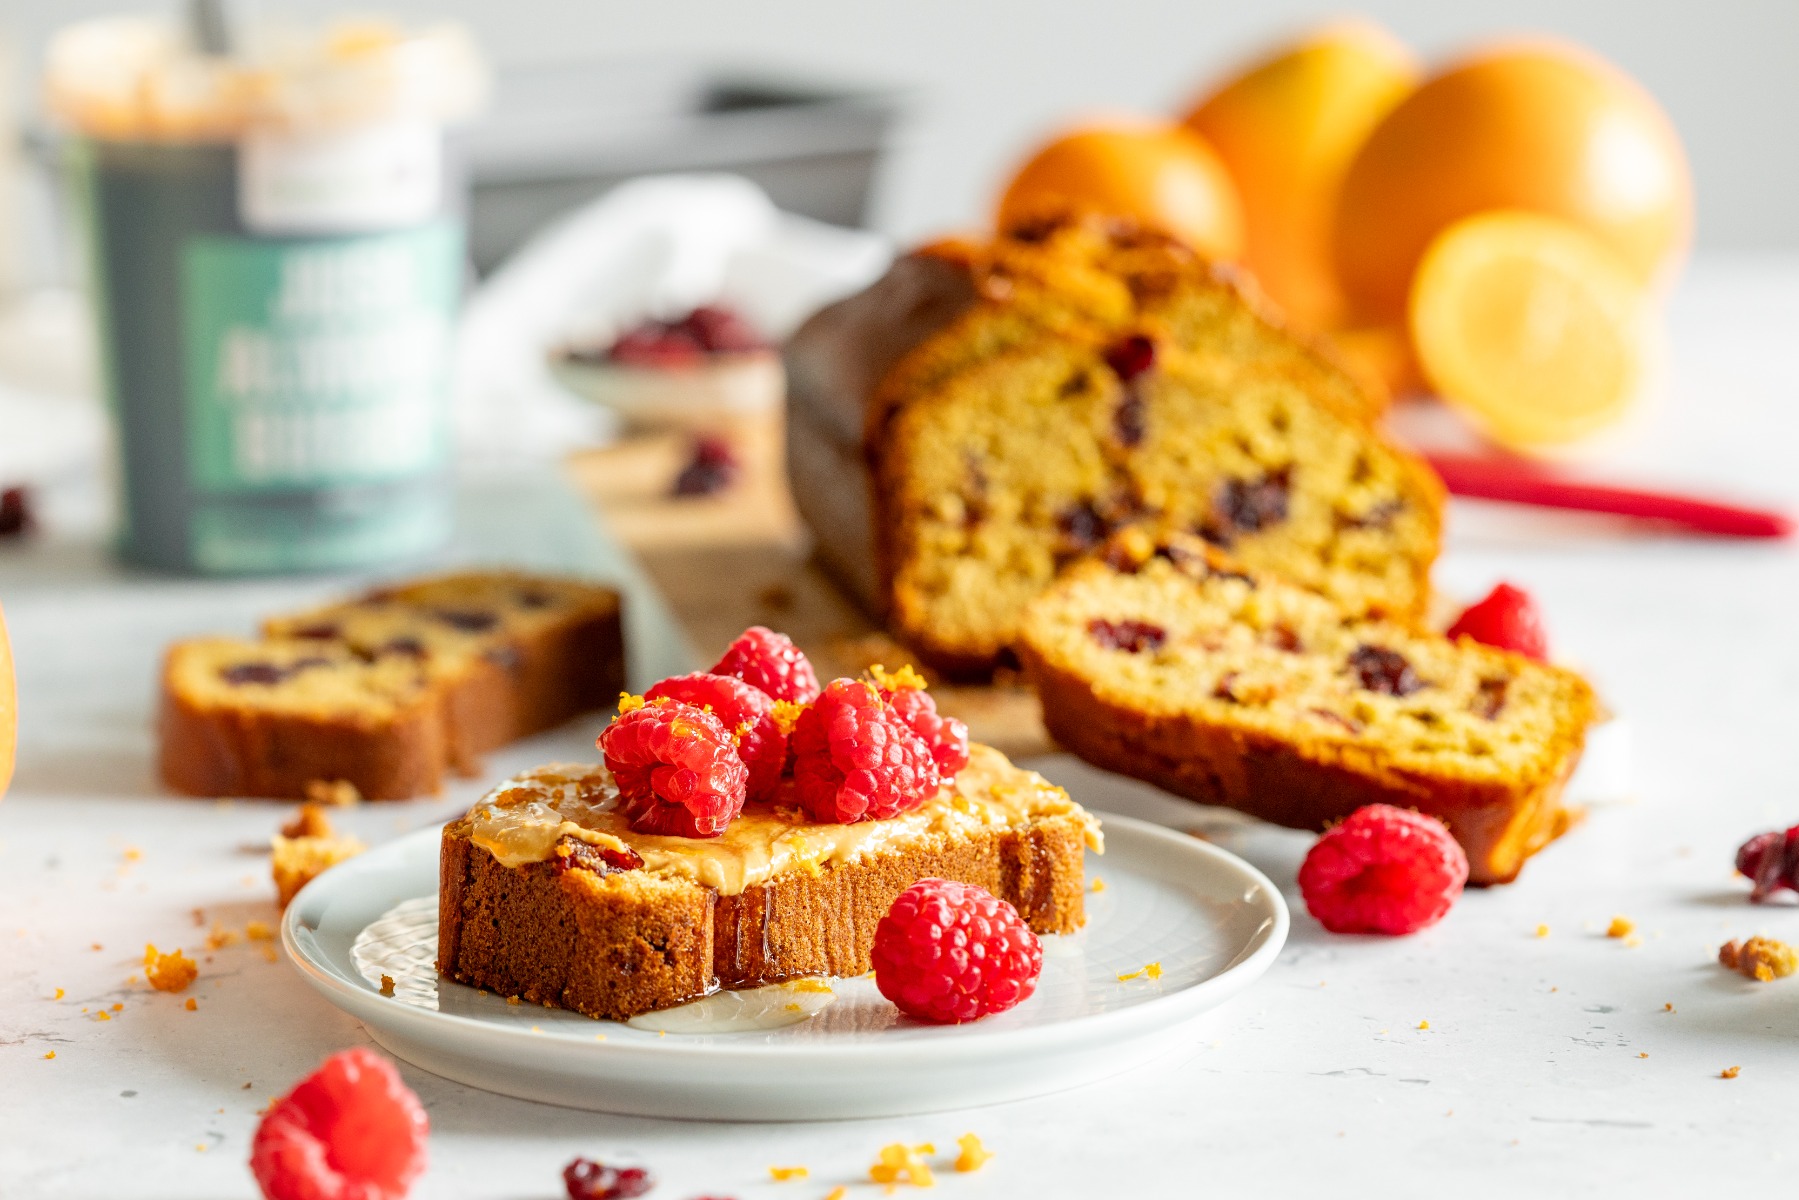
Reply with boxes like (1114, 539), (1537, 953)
(1409, 210), (1653, 449)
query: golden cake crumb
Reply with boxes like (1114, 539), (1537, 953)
(42, 1051), (54, 1060)
(1718, 936), (1798, 982)
(245, 921), (274, 941)
(1638, 1052), (1648, 1058)
(281, 803), (337, 840)
(122, 847), (143, 863)
(767, 1165), (809, 1181)
(1606, 916), (1635, 939)
(787, 977), (834, 994)
(272, 829), (367, 908)
(111, 1002), (123, 1012)
(185, 998), (197, 1011)
(1721, 1066), (1741, 1079)
(1535, 924), (1549, 938)
(824, 1189), (847, 1200)
(505, 995), (522, 1006)
(868, 1142), (936, 1188)
(206, 923), (240, 951)
(954, 1133), (992, 1173)
(304, 779), (362, 807)
(1664, 1003), (1676, 1013)
(52, 988), (63, 1000)
(1117, 962), (1163, 982)
(379, 975), (396, 997)
(1417, 1020), (1431, 1030)
(1091, 877), (1107, 893)
(94, 1011), (111, 1022)
(144, 944), (198, 993)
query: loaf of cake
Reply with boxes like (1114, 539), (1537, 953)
(437, 744), (1098, 1020)
(1018, 530), (1598, 884)
(159, 571), (624, 800)
(785, 215), (1444, 677)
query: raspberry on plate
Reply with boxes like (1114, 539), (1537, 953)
(250, 1047), (428, 1200)
(871, 665), (970, 777)
(1446, 582), (1549, 661)
(644, 672), (786, 802)
(710, 625), (821, 704)
(872, 878), (1043, 1024)
(599, 700), (748, 838)
(1298, 804), (1469, 935)
(789, 679), (939, 823)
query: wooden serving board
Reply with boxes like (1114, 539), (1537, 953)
(566, 412), (1057, 760)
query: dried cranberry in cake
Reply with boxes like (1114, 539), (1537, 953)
(1446, 583), (1549, 662)
(1206, 468), (1292, 543)
(221, 662), (288, 687)
(1087, 618), (1165, 653)
(562, 1158), (653, 1200)
(1298, 804), (1468, 935)
(871, 878), (1043, 1024)
(1113, 389), (1147, 448)
(710, 625), (821, 704)
(645, 672), (787, 801)
(789, 679), (939, 823)
(1057, 500), (1110, 555)
(598, 700), (747, 838)
(552, 838), (644, 877)
(433, 609), (498, 634)
(250, 1047), (428, 1200)
(1347, 644), (1424, 696)
(1736, 823), (1799, 902)
(870, 664), (970, 777)
(1102, 333), (1156, 382)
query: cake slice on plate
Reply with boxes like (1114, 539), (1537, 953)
(1019, 530), (1598, 884)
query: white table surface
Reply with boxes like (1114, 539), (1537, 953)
(5, 257), (1799, 1198)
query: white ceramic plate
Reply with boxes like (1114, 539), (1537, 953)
(283, 813), (1287, 1120)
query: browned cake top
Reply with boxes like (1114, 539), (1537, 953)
(464, 743), (1102, 895)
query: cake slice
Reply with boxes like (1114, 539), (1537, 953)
(436, 744), (1100, 1020)
(785, 214), (1444, 677)
(1018, 530), (1598, 884)
(265, 572), (625, 771)
(160, 571), (625, 800)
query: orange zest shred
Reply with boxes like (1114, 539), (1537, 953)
(1117, 962), (1163, 983)
(769, 699), (805, 735)
(868, 663), (928, 692)
(1721, 1066), (1741, 1079)
(144, 944), (198, 993)
(185, 998), (198, 1012)
(1606, 916), (1635, 939)
(617, 692), (646, 714)
(954, 1133), (992, 1173)
(767, 1165), (809, 1181)
(868, 1142), (936, 1188)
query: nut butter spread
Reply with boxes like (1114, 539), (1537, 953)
(467, 743), (1101, 895)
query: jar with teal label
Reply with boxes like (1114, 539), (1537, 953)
(49, 16), (486, 574)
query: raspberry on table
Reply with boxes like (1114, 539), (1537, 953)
(562, 1157), (654, 1200)
(710, 625), (821, 704)
(599, 700), (748, 838)
(1446, 582), (1549, 661)
(870, 664), (970, 777)
(789, 679), (939, 823)
(250, 1047), (428, 1200)
(1298, 804), (1469, 935)
(871, 878), (1043, 1024)
(1735, 823), (1799, 901)
(645, 672), (787, 802)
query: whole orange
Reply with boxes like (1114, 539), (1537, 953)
(1332, 39), (1692, 323)
(0, 602), (13, 800)
(1183, 19), (1419, 328)
(996, 122), (1244, 261)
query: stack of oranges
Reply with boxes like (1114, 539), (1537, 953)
(994, 23), (1692, 454)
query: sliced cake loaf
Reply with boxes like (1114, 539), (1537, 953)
(1018, 530), (1599, 884)
(786, 215), (1444, 677)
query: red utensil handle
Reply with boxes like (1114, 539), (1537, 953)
(1424, 453), (1795, 540)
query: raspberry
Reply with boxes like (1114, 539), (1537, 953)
(871, 878), (1043, 1024)
(250, 1048), (428, 1200)
(871, 665), (969, 777)
(644, 672), (786, 801)
(710, 625), (821, 704)
(1298, 805), (1469, 935)
(1736, 824), (1799, 901)
(1446, 582), (1549, 661)
(562, 1158), (653, 1200)
(599, 701), (747, 838)
(790, 679), (939, 823)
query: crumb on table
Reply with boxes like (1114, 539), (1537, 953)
(1719, 936), (1798, 982)
(144, 944), (198, 993)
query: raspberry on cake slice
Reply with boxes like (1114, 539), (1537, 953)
(1018, 530), (1599, 885)
(437, 647), (1100, 1022)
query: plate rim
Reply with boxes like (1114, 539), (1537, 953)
(282, 811), (1289, 1064)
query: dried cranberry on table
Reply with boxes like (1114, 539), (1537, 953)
(671, 435), (740, 497)
(0, 486), (33, 537)
(1736, 823), (1799, 901)
(563, 1157), (654, 1200)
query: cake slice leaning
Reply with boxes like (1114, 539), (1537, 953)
(437, 745), (1100, 1021)
(1018, 531), (1598, 884)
